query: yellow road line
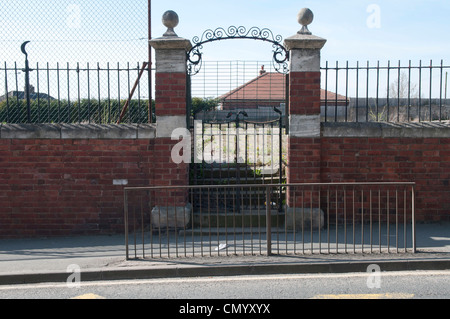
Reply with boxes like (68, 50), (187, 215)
(71, 293), (106, 299)
(312, 293), (415, 299)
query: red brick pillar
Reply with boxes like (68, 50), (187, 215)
(284, 9), (326, 228)
(149, 11), (192, 228)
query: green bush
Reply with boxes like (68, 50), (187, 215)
(0, 98), (155, 124)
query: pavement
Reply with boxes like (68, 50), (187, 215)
(0, 222), (449, 285)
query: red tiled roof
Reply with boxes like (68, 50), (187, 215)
(219, 72), (348, 104)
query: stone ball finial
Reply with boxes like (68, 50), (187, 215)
(162, 10), (179, 37)
(297, 8), (314, 35)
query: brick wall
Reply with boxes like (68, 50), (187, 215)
(0, 122), (448, 238)
(0, 124), (156, 238)
(321, 123), (450, 222)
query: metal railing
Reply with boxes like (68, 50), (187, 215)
(0, 62), (153, 124)
(322, 60), (449, 123)
(124, 182), (416, 260)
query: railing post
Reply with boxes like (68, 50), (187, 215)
(124, 189), (129, 260)
(412, 184), (416, 253)
(266, 186), (272, 256)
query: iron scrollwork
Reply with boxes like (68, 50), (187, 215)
(187, 26), (289, 75)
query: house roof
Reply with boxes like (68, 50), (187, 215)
(0, 91), (55, 103)
(219, 71), (349, 104)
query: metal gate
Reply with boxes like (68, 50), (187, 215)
(185, 25), (290, 218)
(190, 109), (286, 214)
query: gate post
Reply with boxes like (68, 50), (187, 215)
(284, 9), (326, 228)
(149, 11), (192, 229)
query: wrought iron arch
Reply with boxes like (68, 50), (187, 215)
(187, 26), (289, 76)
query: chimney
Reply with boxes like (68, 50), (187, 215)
(24, 84), (35, 94)
(260, 65), (266, 75)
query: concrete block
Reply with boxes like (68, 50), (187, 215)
(60, 124), (138, 139)
(137, 124), (156, 139)
(289, 114), (321, 137)
(1, 123), (61, 139)
(285, 206), (324, 230)
(289, 49), (321, 72)
(151, 204), (191, 229)
(156, 115), (187, 138)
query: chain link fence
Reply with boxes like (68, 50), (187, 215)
(1, 0), (152, 124)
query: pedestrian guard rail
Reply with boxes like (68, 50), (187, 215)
(123, 182), (416, 260)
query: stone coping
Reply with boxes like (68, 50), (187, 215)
(1, 121), (448, 139)
(0, 123), (156, 139)
(322, 121), (450, 138)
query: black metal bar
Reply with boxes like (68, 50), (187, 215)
(4, 62), (10, 122)
(97, 62), (102, 123)
(408, 60), (411, 122)
(21, 42), (31, 123)
(46, 63), (51, 123)
(440, 60), (443, 122)
(386, 60), (390, 122)
(265, 186), (272, 256)
(366, 61), (369, 122)
(66, 63), (71, 123)
(324, 61), (328, 122)
(345, 61), (349, 122)
(107, 62), (111, 123)
(355, 61), (359, 122)
(57, 63), (61, 123)
(117, 62), (121, 124)
(429, 60), (433, 121)
(87, 63), (91, 123)
(77, 63), (81, 123)
(335, 61), (339, 122)
(376, 61), (380, 122)
(137, 62), (143, 123)
(36, 62), (40, 123)
(419, 60), (422, 122)
(14, 62), (19, 120)
(397, 60), (401, 122)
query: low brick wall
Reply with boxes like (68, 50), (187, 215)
(321, 122), (450, 222)
(0, 122), (449, 238)
(0, 124), (156, 238)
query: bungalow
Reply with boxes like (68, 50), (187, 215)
(0, 84), (55, 103)
(217, 66), (349, 120)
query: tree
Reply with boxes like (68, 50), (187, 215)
(190, 97), (218, 116)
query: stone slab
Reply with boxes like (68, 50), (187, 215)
(285, 207), (325, 230)
(151, 204), (192, 229)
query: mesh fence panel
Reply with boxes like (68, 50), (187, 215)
(1, 0), (148, 64)
(0, 0), (152, 124)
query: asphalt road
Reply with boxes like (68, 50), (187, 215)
(1, 270), (449, 300)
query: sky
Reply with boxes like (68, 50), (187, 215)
(0, 0), (449, 101)
(1, 0), (449, 65)
(150, 0), (450, 65)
